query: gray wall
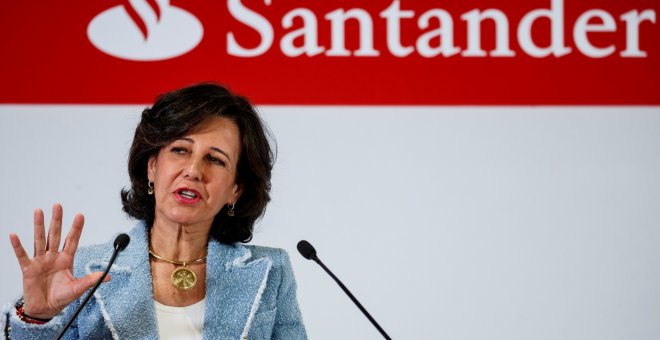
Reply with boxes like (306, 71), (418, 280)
(1, 105), (659, 339)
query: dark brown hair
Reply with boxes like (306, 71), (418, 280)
(121, 83), (274, 243)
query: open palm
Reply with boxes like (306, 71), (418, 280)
(9, 204), (108, 319)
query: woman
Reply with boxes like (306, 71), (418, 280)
(2, 83), (307, 339)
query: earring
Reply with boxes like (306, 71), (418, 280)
(148, 181), (154, 195)
(227, 203), (235, 217)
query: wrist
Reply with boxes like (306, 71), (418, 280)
(15, 303), (53, 324)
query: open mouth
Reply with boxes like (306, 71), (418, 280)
(174, 188), (201, 203)
(179, 189), (197, 199)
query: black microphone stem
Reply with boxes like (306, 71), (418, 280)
(54, 246), (121, 340)
(312, 257), (392, 340)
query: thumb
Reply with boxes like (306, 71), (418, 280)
(71, 272), (111, 297)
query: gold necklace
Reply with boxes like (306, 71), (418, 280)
(148, 249), (206, 291)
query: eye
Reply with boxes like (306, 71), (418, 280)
(170, 146), (188, 154)
(206, 154), (226, 166)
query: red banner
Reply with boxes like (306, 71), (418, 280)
(0, 0), (658, 104)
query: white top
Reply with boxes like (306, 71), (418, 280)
(154, 298), (206, 340)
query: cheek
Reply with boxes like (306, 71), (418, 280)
(210, 177), (239, 198)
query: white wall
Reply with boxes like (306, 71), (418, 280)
(1, 105), (659, 339)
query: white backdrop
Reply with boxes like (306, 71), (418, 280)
(1, 105), (659, 339)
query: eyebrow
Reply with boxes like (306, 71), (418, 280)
(179, 137), (231, 160)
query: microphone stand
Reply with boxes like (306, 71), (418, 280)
(55, 234), (129, 340)
(298, 240), (392, 340)
(312, 256), (392, 340)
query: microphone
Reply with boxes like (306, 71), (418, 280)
(296, 240), (318, 261)
(297, 240), (392, 340)
(114, 233), (130, 251)
(55, 234), (130, 340)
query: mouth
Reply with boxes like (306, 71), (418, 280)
(174, 188), (202, 204)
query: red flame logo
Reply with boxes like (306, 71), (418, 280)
(122, 0), (162, 40)
(88, 0), (203, 61)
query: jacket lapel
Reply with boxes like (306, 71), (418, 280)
(85, 225), (158, 339)
(203, 240), (272, 340)
(84, 226), (273, 340)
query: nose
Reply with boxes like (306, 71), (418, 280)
(183, 157), (203, 181)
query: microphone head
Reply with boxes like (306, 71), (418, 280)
(297, 240), (317, 260)
(114, 234), (130, 251)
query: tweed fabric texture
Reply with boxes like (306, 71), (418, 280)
(2, 224), (307, 340)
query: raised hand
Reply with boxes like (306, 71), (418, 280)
(9, 203), (109, 319)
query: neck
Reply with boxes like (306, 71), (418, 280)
(150, 218), (211, 260)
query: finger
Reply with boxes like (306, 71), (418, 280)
(33, 208), (46, 257)
(9, 233), (31, 269)
(62, 213), (85, 256)
(47, 203), (63, 252)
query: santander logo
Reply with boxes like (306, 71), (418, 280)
(87, 0), (203, 61)
(85, 0), (656, 61)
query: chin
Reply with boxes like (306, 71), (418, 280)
(159, 210), (214, 228)
(156, 205), (215, 226)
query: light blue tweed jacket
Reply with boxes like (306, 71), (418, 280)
(1, 225), (307, 340)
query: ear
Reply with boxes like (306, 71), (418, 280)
(231, 183), (244, 204)
(147, 155), (157, 182)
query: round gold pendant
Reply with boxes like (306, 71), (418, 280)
(171, 267), (197, 290)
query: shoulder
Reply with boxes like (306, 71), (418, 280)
(72, 239), (114, 274)
(76, 240), (114, 258)
(246, 245), (292, 265)
(72, 225), (145, 276)
(245, 244), (287, 260)
(244, 245), (295, 275)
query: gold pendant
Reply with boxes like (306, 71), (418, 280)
(171, 266), (197, 290)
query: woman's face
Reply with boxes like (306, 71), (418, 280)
(147, 117), (243, 230)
